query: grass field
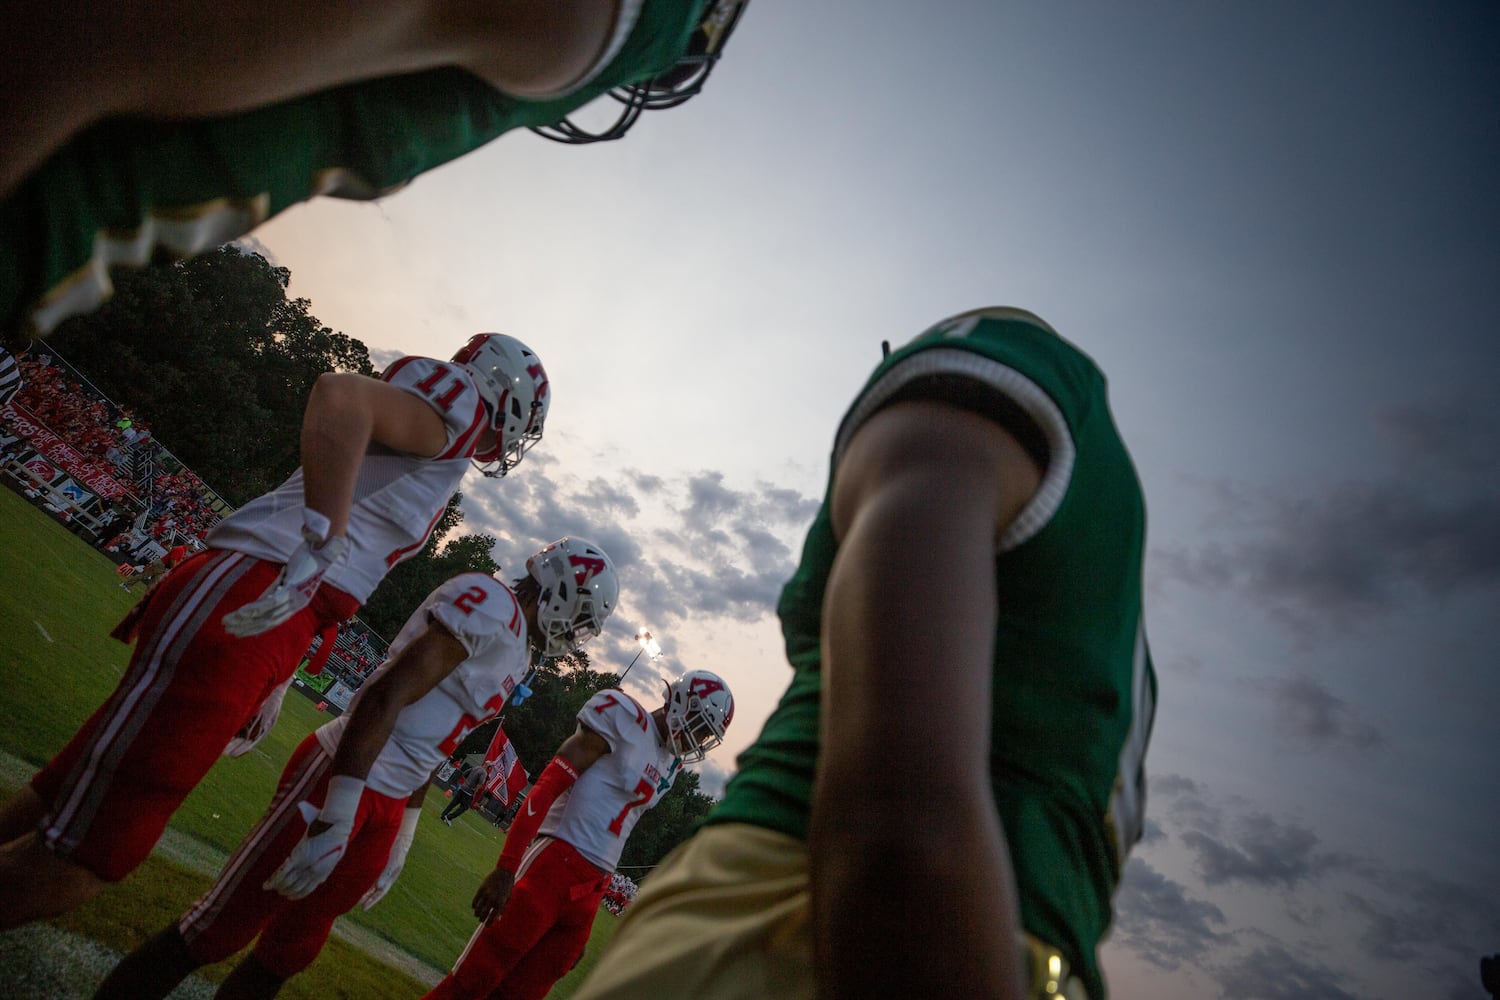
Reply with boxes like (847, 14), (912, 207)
(0, 487), (621, 998)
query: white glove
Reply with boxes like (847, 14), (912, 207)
(223, 511), (347, 637)
(359, 806), (422, 910)
(265, 774), (365, 899)
(223, 676), (293, 757)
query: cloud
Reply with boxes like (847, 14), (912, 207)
(462, 460), (813, 660)
(1215, 942), (1361, 1000)
(1181, 812), (1347, 889)
(1154, 401), (1500, 632)
(1152, 772), (1225, 836)
(1344, 868), (1500, 968)
(1111, 857), (1230, 971)
(1253, 674), (1383, 752)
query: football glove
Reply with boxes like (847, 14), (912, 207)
(359, 806), (421, 910)
(223, 677), (293, 758)
(265, 775), (364, 899)
(223, 512), (347, 637)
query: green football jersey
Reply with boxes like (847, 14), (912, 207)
(711, 307), (1157, 999)
(0, 0), (707, 340)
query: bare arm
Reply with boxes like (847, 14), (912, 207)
(298, 372), (451, 538)
(311, 620), (469, 833)
(472, 721), (610, 920)
(0, 0), (621, 196)
(811, 399), (1042, 1000)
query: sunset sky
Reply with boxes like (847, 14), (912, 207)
(237, 3), (1497, 996)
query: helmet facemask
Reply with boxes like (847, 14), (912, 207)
(664, 671), (734, 763)
(526, 539), (618, 658)
(529, 0), (751, 144)
(451, 333), (549, 477)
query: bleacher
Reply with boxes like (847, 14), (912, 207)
(0, 341), (392, 693)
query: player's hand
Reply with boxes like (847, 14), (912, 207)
(472, 868), (515, 923)
(223, 535), (348, 637)
(360, 808), (420, 910)
(265, 802), (354, 899)
(223, 677), (293, 757)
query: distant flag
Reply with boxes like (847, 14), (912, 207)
(481, 724), (529, 807)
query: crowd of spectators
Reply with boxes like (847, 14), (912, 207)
(4, 351), (224, 549)
(602, 874), (640, 916)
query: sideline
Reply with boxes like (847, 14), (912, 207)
(0, 749), (443, 991)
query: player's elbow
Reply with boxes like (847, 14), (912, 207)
(305, 372), (375, 424)
(440, 0), (622, 98)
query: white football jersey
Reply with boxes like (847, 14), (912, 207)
(316, 572), (532, 797)
(207, 357), (489, 601)
(538, 690), (682, 872)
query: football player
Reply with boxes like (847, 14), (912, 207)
(573, 308), (1157, 1000)
(0, 332), (550, 928)
(93, 540), (619, 1000)
(0, 0), (751, 346)
(421, 669), (734, 1000)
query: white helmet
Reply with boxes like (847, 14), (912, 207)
(526, 537), (619, 658)
(451, 333), (550, 477)
(663, 670), (734, 763)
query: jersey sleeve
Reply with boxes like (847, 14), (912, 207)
(380, 356), (490, 460)
(833, 308), (1099, 552)
(426, 574), (526, 661)
(578, 690), (654, 753)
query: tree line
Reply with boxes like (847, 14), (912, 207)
(49, 247), (715, 869)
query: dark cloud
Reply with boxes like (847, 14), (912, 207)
(1155, 404), (1500, 632)
(1344, 868), (1500, 968)
(1110, 857), (1229, 971)
(461, 461), (811, 670)
(1152, 773), (1200, 797)
(1181, 812), (1346, 889)
(1215, 942), (1361, 1000)
(1374, 404), (1498, 480)
(1139, 816), (1168, 846)
(1253, 674), (1383, 752)
(1154, 772), (1225, 836)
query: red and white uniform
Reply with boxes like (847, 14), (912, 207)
(434, 691), (681, 1000)
(538, 691), (681, 872)
(177, 573), (533, 977)
(208, 357), (488, 602)
(29, 357), (487, 882)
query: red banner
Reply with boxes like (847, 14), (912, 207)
(1, 401), (136, 501)
(482, 725), (529, 806)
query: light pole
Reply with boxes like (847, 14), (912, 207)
(619, 628), (661, 685)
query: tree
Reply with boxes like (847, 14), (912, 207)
(453, 650), (615, 777)
(48, 246), (374, 504)
(357, 493), (502, 642)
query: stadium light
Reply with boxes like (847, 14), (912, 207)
(619, 628), (661, 684)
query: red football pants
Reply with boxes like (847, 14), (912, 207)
(178, 733), (406, 978)
(425, 837), (611, 1000)
(31, 549), (358, 880)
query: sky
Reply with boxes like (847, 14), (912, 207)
(238, 3), (1498, 997)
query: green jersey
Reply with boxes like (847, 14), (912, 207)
(711, 308), (1156, 999)
(1, 0), (707, 340)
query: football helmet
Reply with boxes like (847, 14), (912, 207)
(526, 537), (619, 657)
(451, 333), (550, 477)
(663, 670), (734, 763)
(530, 0), (751, 144)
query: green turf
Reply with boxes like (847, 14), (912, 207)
(0, 487), (627, 997)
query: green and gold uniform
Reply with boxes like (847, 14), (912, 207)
(579, 308), (1156, 1000)
(0, 0), (707, 341)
